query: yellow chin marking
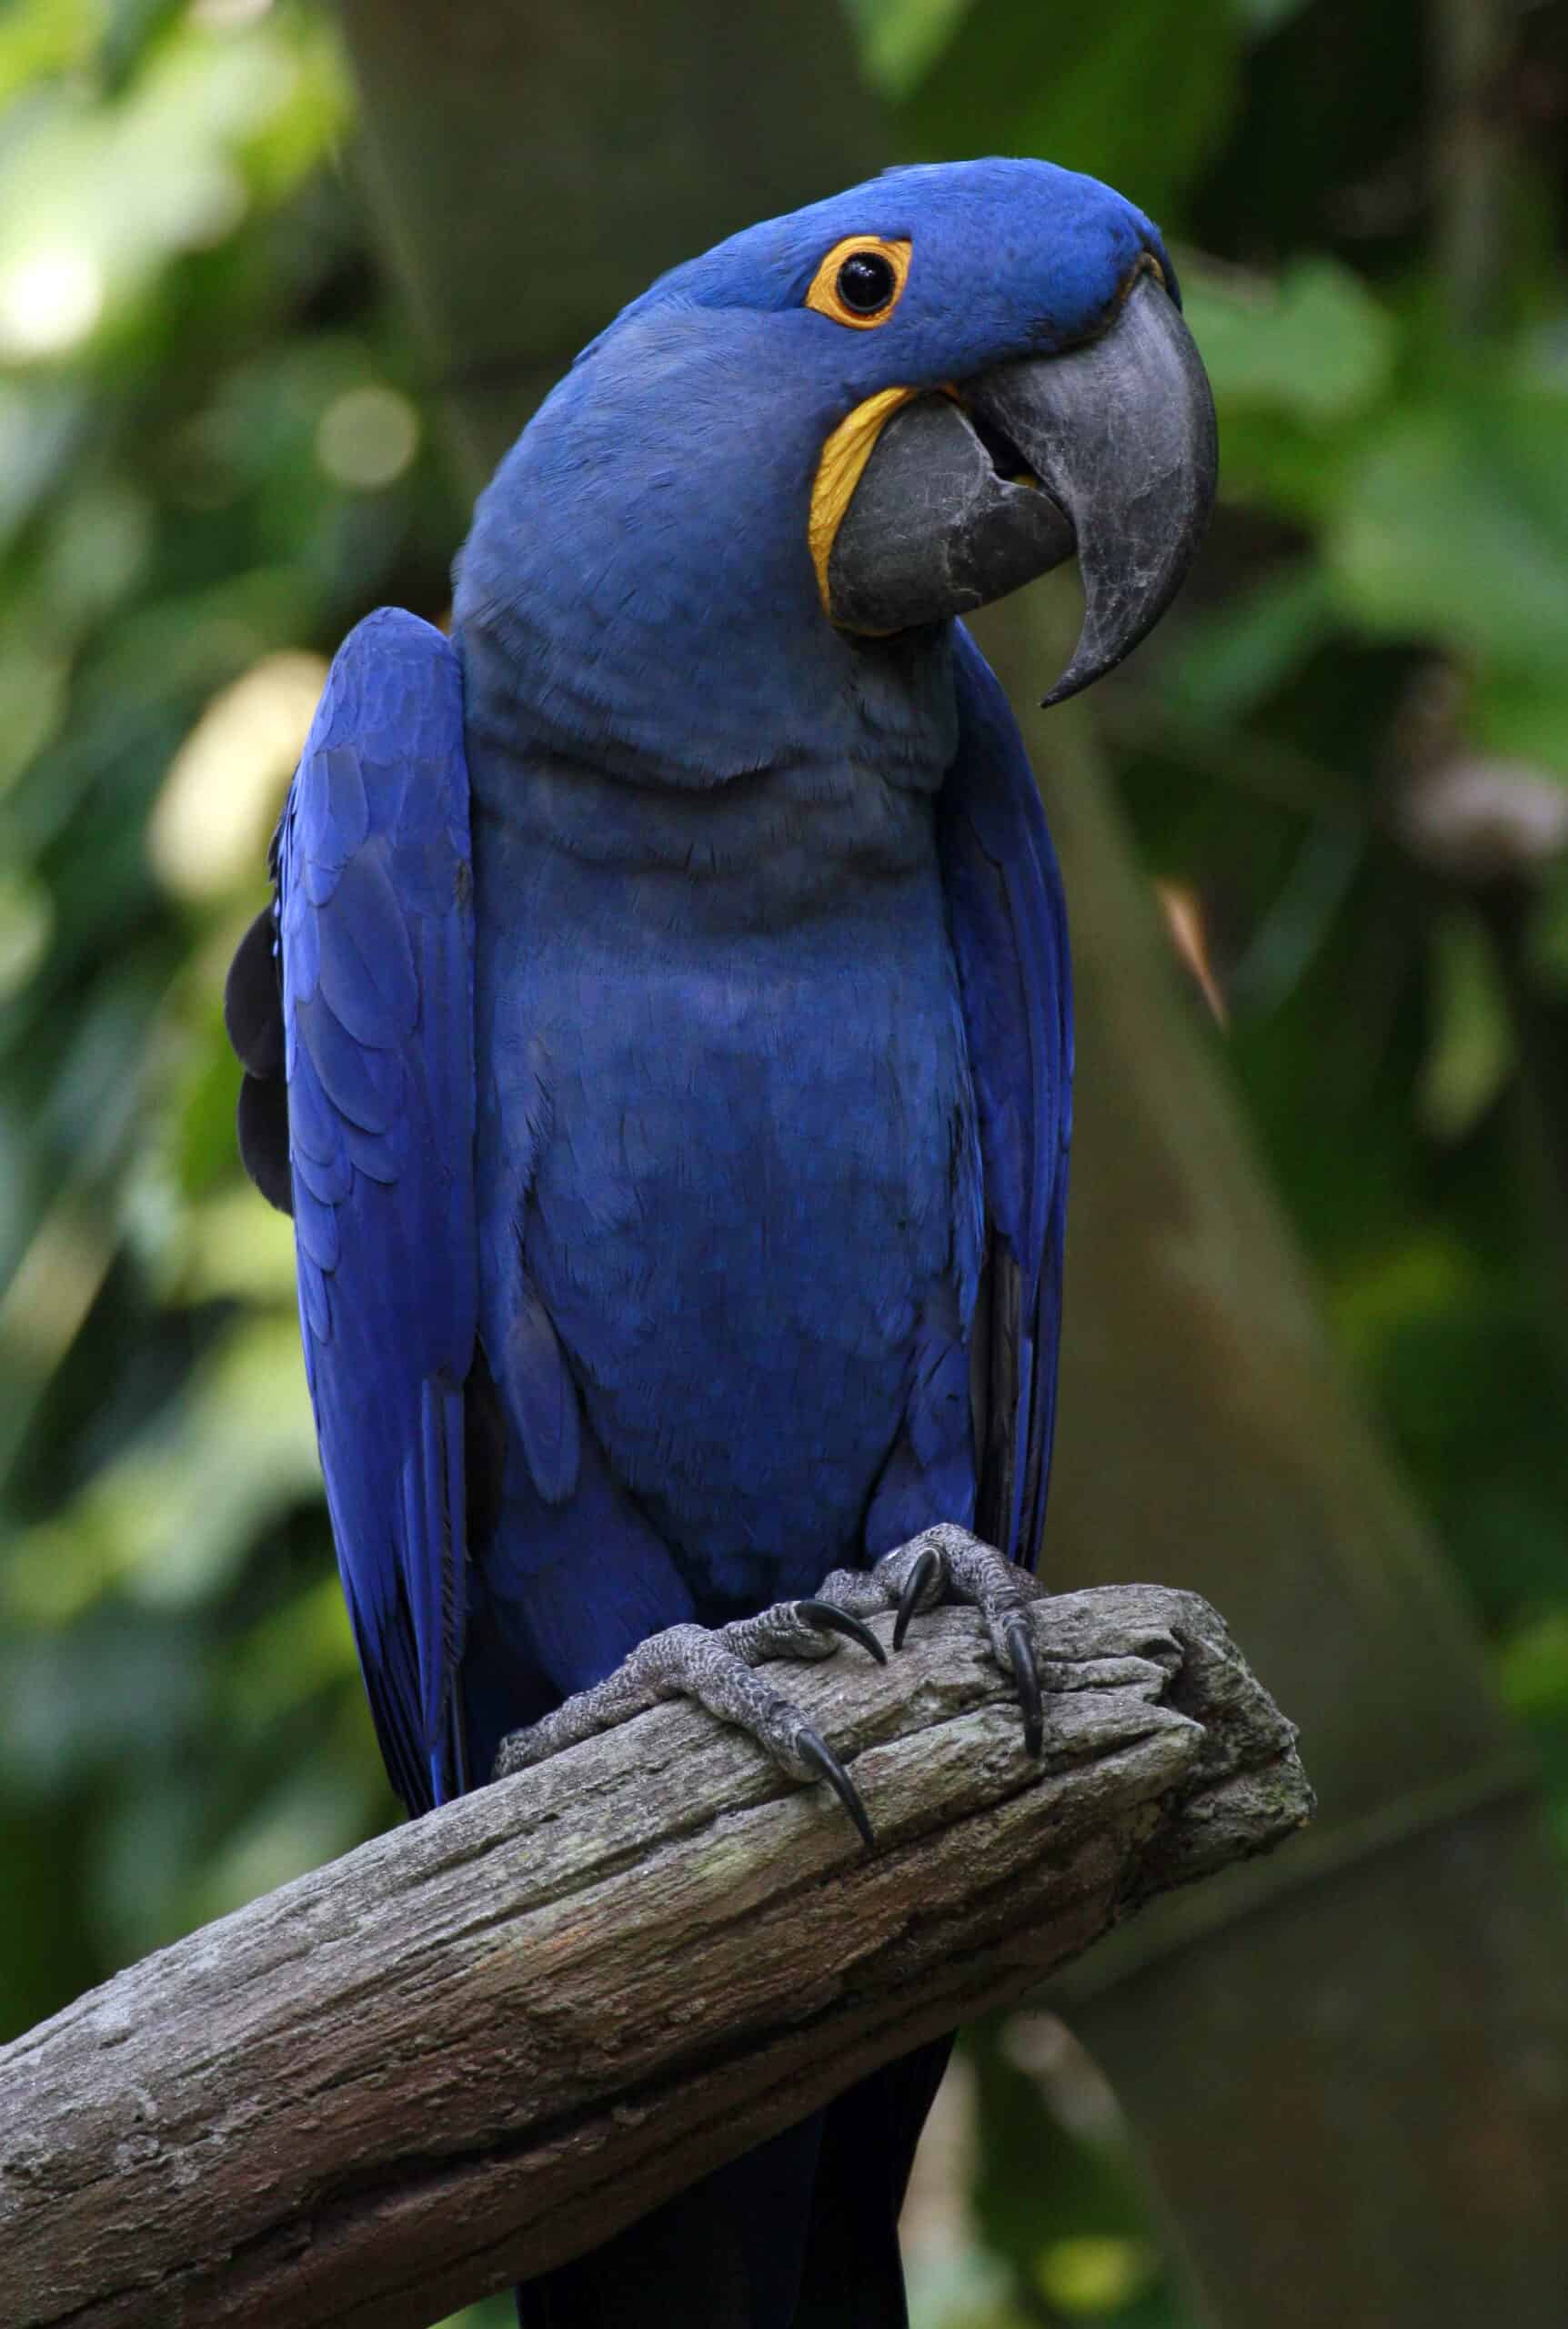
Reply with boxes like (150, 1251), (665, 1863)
(808, 385), (923, 620)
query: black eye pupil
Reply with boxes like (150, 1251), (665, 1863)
(837, 251), (896, 315)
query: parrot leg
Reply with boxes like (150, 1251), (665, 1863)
(492, 1600), (886, 1846)
(812, 1523), (1047, 1759)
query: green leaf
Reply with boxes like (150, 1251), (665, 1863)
(95, 0), (187, 97)
(1327, 388), (1568, 674)
(1181, 257), (1396, 424)
(1498, 1611), (1568, 1722)
(1469, 670), (1568, 781)
(1524, 858), (1568, 993)
(2, 1317), (319, 1625)
(1035, 2234), (1160, 2317)
(1417, 910), (1514, 1144)
(844, 0), (980, 98)
(898, 0), (1241, 227)
(0, 0), (97, 110)
(1233, 0), (1312, 28)
(1161, 561), (1334, 721)
(1328, 1232), (1485, 1377)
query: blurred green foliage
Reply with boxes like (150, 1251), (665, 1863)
(3, 4), (1568, 2326)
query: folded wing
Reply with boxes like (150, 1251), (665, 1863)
(226, 609), (477, 1810)
(940, 623), (1073, 1571)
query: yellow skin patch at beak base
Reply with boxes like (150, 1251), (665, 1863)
(808, 385), (925, 620)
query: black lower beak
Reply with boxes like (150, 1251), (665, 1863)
(826, 266), (1217, 705)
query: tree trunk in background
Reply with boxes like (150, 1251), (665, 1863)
(337, 5), (1568, 2321)
(978, 604), (1568, 2324)
(340, 0), (874, 480)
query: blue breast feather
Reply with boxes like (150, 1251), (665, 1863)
(272, 612), (1067, 1812)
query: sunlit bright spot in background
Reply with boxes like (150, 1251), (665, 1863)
(1036, 2233), (1159, 2315)
(0, 248), (105, 361)
(0, 871), (54, 1006)
(168, 159), (250, 251)
(192, 0), (278, 25)
(316, 385), (421, 490)
(149, 651), (329, 902)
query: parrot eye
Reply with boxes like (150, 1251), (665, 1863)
(805, 237), (910, 330)
(838, 252), (896, 313)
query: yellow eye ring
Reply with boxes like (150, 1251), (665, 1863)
(805, 237), (911, 329)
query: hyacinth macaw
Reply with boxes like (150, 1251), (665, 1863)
(226, 156), (1214, 2329)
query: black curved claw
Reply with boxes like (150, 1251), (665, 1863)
(1005, 1616), (1044, 1758)
(797, 1726), (876, 1850)
(797, 1599), (888, 1666)
(892, 1547), (943, 1652)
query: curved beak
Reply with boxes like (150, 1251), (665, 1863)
(826, 266), (1218, 706)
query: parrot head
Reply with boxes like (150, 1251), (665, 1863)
(456, 157), (1215, 769)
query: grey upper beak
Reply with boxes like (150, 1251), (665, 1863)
(970, 266), (1218, 704)
(826, 265), (1218, 706)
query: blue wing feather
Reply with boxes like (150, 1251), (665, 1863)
(940, 623), (1072, 1571)
(277, 608), (477, 1811)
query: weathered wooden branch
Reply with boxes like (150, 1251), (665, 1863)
(0, 1588), (1309, 2329)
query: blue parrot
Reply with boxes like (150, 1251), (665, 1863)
(226, 156), (1213, 2329)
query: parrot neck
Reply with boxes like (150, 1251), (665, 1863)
(451, 314), (960, 801)
(457, 598), (957, 793)
(455, 586), (961, 935)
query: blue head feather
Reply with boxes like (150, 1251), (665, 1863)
(453, 157), (1169, 788)
(604, 156), (1174, 363)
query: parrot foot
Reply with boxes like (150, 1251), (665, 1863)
(491, 1599), (885, 1847)
(811, 1524), (1047, 1758)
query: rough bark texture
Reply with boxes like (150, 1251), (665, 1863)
(0, 1590), (1306, 2329)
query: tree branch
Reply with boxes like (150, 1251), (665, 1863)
(0, 1588), (1308, 2329)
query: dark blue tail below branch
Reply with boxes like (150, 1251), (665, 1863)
(517, 2039), (954, 2329)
